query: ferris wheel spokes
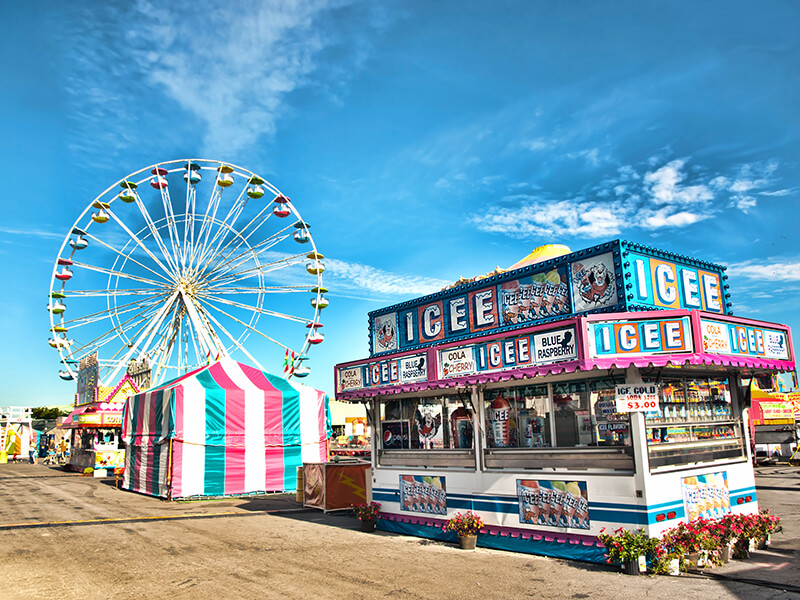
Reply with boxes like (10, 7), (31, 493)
(202, 217), (298, 275)
(59, 298), (167, 371)
(82, 230), (175, 287)
(59, 292), (166, 331)
(205, 251), (309, 290)
(102, 288), (182, 386)
(200, 307), (265, 371)
(106, 210), (179, 280)
(71, 260), (170, 289)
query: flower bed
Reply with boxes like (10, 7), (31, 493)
(598, 510), (781, 575)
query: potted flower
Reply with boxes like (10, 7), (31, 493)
(443, 511), (484, 550)
(755, 509), (781, 549)
(352, 501), (381, 532)
(661, 518), (720, 569)
(598, 528), (655, 575)
(727, 513), (760, 559)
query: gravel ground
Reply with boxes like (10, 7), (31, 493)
(0, 463), (797, 600)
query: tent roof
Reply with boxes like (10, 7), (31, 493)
(131, 357), (327, 398)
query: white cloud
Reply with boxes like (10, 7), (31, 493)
(325, 258), (449, 296)
(637, 208), (710, 229)
(731, 196), (757, 212)
(472, 198), (623, 239)
(64, 0), (384, 159)
(472, 155), (786, 241)
(727, 259), (800, 282)
(643, 159), (713, 206)
(0, 227), (64, 240)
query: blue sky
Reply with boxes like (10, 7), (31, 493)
(1, 1), (798, 406)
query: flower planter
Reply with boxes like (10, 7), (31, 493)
(623, 556), (645, 575)
(684, 552), (700, 570)
(458, 535), (477, 550)
(720, 545), (731, 563)
(666, 558), (681, 576)
(360, 519), (376, 533)
(757, 534), (771, 549)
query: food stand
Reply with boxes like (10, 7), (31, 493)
(334, 239), (795, 562)
(63, 375), (138, 474)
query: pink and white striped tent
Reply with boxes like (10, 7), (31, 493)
(121, 358), (331, 499)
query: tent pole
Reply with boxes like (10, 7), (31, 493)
(166, 438), (174, 501)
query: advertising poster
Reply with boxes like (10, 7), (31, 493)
(382, 421), (411, 449)
(414, 403), (444, 449)
(373, 313), (398, 353)
(682, 472), (731, 521)
(700, 319), (731, 354)
(94, 449), (125, 470)
(400, 474), (447, 514)
(570, 252), (618, 313)
(498, 267), (570, 325)
(700, 318), (791, 360)
(517, 479), (590, 529)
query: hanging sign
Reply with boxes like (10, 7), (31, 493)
(615, 383), (659, 412)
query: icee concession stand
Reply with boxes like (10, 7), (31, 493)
(334, 239), (795, 562)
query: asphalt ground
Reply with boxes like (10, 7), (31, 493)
(0, 463), (797, 600)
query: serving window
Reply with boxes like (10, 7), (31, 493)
(643, 376), (744, 470)
(485, 385), (550, 448)
(483, 378), (631, 451)
(380, 395), (474, 451)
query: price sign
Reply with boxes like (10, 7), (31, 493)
(615, 383), (659, 413)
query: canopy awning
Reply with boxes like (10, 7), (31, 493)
(62, 406), (123, 428)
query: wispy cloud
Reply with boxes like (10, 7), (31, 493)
(727, 259), (800, 282)
(325, 258), (449, 297)
(0, 226), (64, 240)
(62, 0), (386, 160)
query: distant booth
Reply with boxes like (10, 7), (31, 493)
(1, 407), (38, 462)
(62, 375), (137, 474)
(121, 358), (331, 499)
(749, 383), (799, 459)
(334, 239), (795, 563)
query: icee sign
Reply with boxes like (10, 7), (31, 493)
(615, 383), (659, 413)
(623, 251), (725, 314)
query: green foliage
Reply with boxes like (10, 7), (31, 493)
(31, 406), (68, 420)
(598, 528), (657, 564)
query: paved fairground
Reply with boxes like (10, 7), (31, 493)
(0, 463), (797, 600)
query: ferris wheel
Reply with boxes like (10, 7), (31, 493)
(47, 159), (327, 387)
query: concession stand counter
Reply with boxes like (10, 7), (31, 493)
(333, 239), (795, 563)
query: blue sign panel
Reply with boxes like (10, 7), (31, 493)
(620, 244), (728, 314)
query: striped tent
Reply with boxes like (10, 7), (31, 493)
(121, 358), (331, 499)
